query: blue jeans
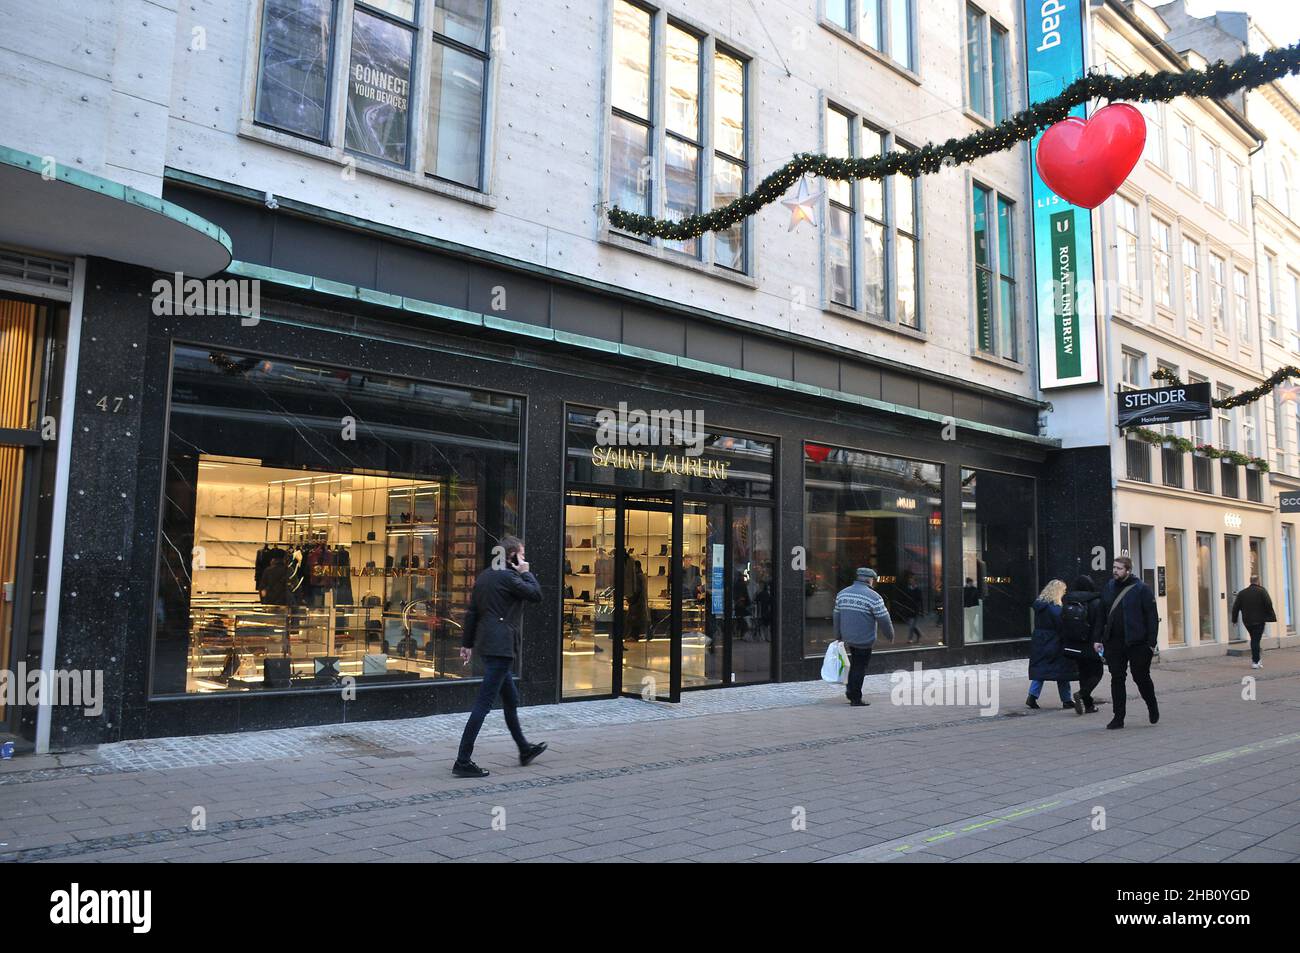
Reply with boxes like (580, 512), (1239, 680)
(457, 655), (528, 763)
(1029, 679), (1073, 704)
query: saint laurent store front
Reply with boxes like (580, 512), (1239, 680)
(36, 180), (1072, 746)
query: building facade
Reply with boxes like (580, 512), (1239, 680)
(6, 0), (1293, 750)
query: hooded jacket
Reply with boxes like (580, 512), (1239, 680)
(1062, 589), (1103, 659)
(1028, 599), (1079, 681)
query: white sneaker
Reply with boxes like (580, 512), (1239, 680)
(1251, 662), (1261, 669)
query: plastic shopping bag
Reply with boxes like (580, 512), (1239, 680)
(820, 641), (849, 684)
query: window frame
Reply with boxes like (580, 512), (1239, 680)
(822, 101), (926, 332)
(822, 0), (917, 75)
(242, 0), (498, 202)
(1181, 235), (1202, 327)
(604, 1), (753, 276)
(1150, 214), (1174, 311)
(964, 3), (1010, 124)
(971, 179), (1019, 362)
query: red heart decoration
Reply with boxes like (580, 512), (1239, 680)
(1035, 103), (1147, 209)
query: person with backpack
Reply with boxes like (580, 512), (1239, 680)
(1061, 575), (1104, 715)
(1027, 579), (1078, 709)
(1230, 576), (1276, 669)
(1099, 555), (1160, 730)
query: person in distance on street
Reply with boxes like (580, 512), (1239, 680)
(1230, 576), (1276, 670)
(1062, 575), (1105, 714)
(453, 536), (547, 778)
(834, 567), (895, 707)
(1026, 579), (1077, 710)
(1099, 556), (1160, 730)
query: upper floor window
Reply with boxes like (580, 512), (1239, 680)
(1264, 252), (1280, 340)
(1173, 119), (1194, 190)
(1150, 215), (1173, 310)
(1209, 252), (1227, 333)
(1122, 349), (1146, 389)
(1198, 138), (1220, 207)
(824, 106), (921, 328)
(251, 0), (492, 189)
(609, 2), (749, 271)
(1182, 237), (1201, 326)
(972, 183), (1017, 360)
(1290, 269), (1300, 351)
(965, 5), (1010, 123)
(1280, 158), (1294, 218)
(1225, 159), (1245, 224)
(826, 0), (915, 72)
(1116, 196), (1140, 295)
(1233, 267), (1252, 345)
(1143, 100), (1167, 169)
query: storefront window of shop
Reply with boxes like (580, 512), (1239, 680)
(562, 408), (774, 698)
(1164, 529), (1187, 645)
(803, 446), (944, 657)
(152, 346), (521, 696)
(1225, 534), (1244, 641)
(1196, 532), (1216, 644)
(1283, 525), (1296, 633)
(960, 468), (1036, 645)
(252, 0), (492, 189)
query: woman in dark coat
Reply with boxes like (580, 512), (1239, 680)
(1027, 579), (1078, 709)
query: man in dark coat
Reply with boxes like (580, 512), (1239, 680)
(453, 536), (547, 778)
(1231, 576), (1277, 668)
(1099, 555), (1160, 730)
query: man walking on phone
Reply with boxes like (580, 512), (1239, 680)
(453, 536), (547, 778)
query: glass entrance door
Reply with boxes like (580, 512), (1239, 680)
(619, 494), (680, 701)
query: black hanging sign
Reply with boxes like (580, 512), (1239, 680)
(1117, 382), (1213, 429)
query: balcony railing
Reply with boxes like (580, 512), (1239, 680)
(1161, 447), (1184, 488)
(1193, 454), (1213, 493)
(1126, 438), (1152, 483)
(1221, 461), (1239, 498)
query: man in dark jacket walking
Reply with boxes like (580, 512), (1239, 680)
(1099, 555), (1160, 730)
(1231, 576), (1277, 669)
(453, 536), (547, 778)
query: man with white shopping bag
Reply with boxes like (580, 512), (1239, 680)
(834, 567), (895, 707)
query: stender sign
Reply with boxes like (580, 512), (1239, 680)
(1024, 0), (1100, 389)
(1117, 383), (1213, 429)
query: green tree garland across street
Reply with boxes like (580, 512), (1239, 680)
(1126, 427), (1268, 471)
(607, 41), (1300, 240)
(1151, 365), (1300, 409)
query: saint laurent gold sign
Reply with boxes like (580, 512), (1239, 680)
(592, 446), (731, 480)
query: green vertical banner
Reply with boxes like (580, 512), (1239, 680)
(1024, 0), (1099, 388)
(1049, 210), (1081, 377)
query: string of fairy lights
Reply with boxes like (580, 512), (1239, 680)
(606, 40), (1300, 240)
(1151, 365), (1300, 410)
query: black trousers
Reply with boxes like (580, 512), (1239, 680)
(1106, 641), (1157, 722)
(1246, 623), (1265, 663)
(1077, 658), (1104, 705)
(845, 644), (873, 702)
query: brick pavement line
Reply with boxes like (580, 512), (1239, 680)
(0, 714), (996, 863)
(820, 730), (1300, 864)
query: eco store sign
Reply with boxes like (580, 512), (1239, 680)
(1025, 0), (1100, 389)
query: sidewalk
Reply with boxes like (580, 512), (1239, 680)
(1, 651), (1296, 863)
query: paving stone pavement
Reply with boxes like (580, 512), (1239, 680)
(0, 651), (1297, 863)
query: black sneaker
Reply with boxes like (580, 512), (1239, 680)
(1148, 703), (1159, 724)
(849, 699), (868, 707)
(452, 760), (489, 778)
(519, 742), (548, 767)
(1061, 702), (1075, 710)
(1106, 718), (1124, 730)
(1072, 694), (1085, 716)
(1025, 695), (1040, 710)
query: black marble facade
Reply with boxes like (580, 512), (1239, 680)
(47, 255), (1062, 747)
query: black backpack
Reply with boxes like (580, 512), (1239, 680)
(1060, 598), (1091, 655)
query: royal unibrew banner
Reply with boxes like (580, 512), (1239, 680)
(1025, 0), (1100, 388)
(1117, 383), (1213, 429)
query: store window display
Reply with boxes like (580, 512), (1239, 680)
(960, 468), (1037, 643)
(153, 346), (521, 695)
(804, 444), (944, 657)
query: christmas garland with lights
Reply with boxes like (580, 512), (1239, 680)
(1127, 426), (1268, 471)
(607, 41), (1300, 240)
(1151, 365), (1300, 409)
